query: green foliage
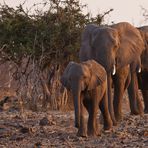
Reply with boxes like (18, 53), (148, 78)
(0, 0), (113, 66)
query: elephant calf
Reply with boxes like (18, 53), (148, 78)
(61, 60), (112, 137)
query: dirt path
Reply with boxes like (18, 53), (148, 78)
(0, 108), (148, 148)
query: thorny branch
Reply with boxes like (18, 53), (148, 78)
(0, 0), (112, 111)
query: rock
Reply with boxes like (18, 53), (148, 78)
(20, 127), (30, 134)
(10, 134), (25, 141)
(39, 117), (56, 126)
(34, 142), (42, 148)
(39, 117), (50, 126)
(0, 96), (19, 111)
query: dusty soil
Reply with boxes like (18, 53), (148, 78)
(0, 97), (148, 148)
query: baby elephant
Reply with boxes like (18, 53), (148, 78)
(61, 60), (112, 137)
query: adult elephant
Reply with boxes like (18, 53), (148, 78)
(79, 22), (145, 124)
(129, 26), (148, 114)
(138, 26), (148, 113)
(61, 60), (112, 137)
(111, 23), (144, 119)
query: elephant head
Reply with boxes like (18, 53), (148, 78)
(60, 60), (106, 128)
(79, 24), (118, 75)
(91, 26), (120, 74)
(61, 60), (106, 92)
(60, 61), (74, 90)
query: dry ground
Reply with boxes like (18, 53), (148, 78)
(0, 96), (148, 148)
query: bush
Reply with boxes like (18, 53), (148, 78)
(0, 0), (113, 110)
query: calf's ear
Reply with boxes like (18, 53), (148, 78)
(86, 60), (107, 90)
(60, 62), (74, 89)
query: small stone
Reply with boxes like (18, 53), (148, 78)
(39, 117), (50, 126)
(34, 142), (42, 148)
(20, 127), (30, 133)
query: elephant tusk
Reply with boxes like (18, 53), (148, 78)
(112, 65), (116, 75)
(138, 67), (141, 73)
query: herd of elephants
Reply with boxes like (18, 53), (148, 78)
(61, 22), (148, 137)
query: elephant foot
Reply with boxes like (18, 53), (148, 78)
(77, 128), (87, 137)
(130, 110), (139, 115)
(112, 119), (117, 126)
(87, 129), (100, 137)
(130, 108), (144, 115)
(115, 114), (123, 123)
(130, 103), (144, 116)
(104, 128), (113, 134)
(137, 99), (144, 115)
(104, 121), (113, 131)
(75, 122), (80, 128)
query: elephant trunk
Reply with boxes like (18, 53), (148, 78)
(98, 54), (116, 75)
(107, 73), (117, 125)
(71, 81), (81, 128)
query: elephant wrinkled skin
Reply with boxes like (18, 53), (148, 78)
(61, 60), (112, 137)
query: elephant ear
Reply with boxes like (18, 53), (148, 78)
(112, 22), (145, 68)
(60, 61), (74, 89)
(85, 60), (107, 90)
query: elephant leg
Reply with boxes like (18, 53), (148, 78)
(87, 101), (99, 137)
(107, 74), (117, 126)
(139, 71), (148, 114)
(128, 72), (144, 115)
(124, 72), (131, 91)
(113, 80), (124, 122)
(113, 66), (129, 122)
(77, 94), (87, 137)
(99, 90), (113, 130)
(141, 90), (148, 114)
(84, 93), (99, 137)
